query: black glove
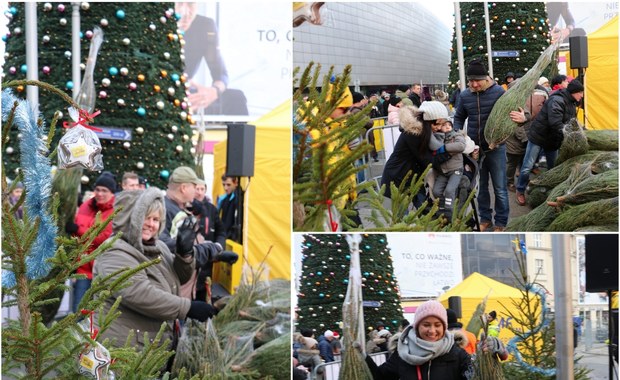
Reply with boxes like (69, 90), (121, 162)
(186, 301), (218, 321)
(215, 250), (239, 264)
(176, 218), (197, 257)
(189, 199), (205, 217)
(65, 220), (78, 235)
(432, 151), (452, 171)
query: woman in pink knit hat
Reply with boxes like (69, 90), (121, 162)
(365, 299), (473, 379)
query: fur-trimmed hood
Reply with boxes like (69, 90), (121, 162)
(398, 105), (423, 135)
(452, 329), (469, 350)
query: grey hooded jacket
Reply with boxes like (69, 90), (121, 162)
(93, 187), (194, 348)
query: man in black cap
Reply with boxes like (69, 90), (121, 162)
(515, 79), (584, 206)
(454, 59), (509, 231)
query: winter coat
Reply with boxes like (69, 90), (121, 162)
(217, 192), (239, 240)
(409, 92), (422, 108)
(387, 104), (401, 125)
(74, 195), (115, 279)
(453, 80), (505, 152)
(93, 188), (194, 348)
(505, 85), (546, 155)
(366, 343), (472, 380)
(429, 130), (468, 174)
(318, 335), (335, 363)
(527, 88), (578, 151)
(381, 105), (433, 198)
(197, 199), (226, 247)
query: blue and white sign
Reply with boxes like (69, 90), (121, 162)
(93, 126), (132, 141)
(492, 50), (520, 58)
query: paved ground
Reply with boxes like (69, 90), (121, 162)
(577, 342), (618, 379)
(358, 158), (534, 230)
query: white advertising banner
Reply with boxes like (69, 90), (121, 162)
(389, 234), (463, 298)
(175, 2), (291, 122)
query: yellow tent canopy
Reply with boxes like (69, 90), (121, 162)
(583, 16), (618, 130)
(213, 101), (291, 282)
(439, 272), (537, 341)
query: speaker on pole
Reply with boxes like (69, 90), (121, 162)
(569, 36), (588, 69)
(448, 296), (462, 319)
(585, 234), (619, 292)
(226, 123), (255, 177)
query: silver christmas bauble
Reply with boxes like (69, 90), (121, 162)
(81, 175), (90, 184)
(190, 147), (196, 154)
(136, 162), (144, 170)
(80, 63), (86, 70)
(167, 87), (175, 96)
(64, 51), (72, 59)
(100, 18), (108, 27)
(120, 67), (129, 76)
(101, 78), (111, 87)
(59, 18), (67, 26)
(123, 142), (131, 149)
(81, 2), (90, 10)
(136, 127), (144, 135)
(163, 52), (170, 60)
(167, 133), (174, 141)
(42, 35), (50, 43)
(6, 147), (14, 154)
(43, 3), (53, 11)
(156, 101), (165, 110)
(149, 23), (156, 31)
(171, 125), (178, 133)
(122, 38), (130, 45)
(117, 99), (126, 106)
(160, 16), (167, 24)
(175, 145), (183, 153)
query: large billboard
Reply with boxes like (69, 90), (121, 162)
(390, 234), (463, 298)
(175, 2), (291, 123)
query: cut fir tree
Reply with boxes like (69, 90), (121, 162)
(296, 234), (403, 335)
(3, 3), (196, 188)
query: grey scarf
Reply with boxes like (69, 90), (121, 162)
(397, 326), (455, 366)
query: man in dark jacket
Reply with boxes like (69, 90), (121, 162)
(515, 80), (584, 205)
(318, 331), (335, 363)
(453, 59), (508, 231)
(408, 83), (422, 108)
(160, 167), (238, 298)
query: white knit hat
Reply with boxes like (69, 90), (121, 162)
(538, 76), (549, 86)
(414, 300), (448, 332)
(324, 330), (334, 338)
(418, 101), (449, 121)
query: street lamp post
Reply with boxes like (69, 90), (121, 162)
(552, 235), (575, 378)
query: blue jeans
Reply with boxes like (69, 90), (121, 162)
(516, 141), (558, 194)
(478, 145), (510, 227)
(72, 278), (92, 312)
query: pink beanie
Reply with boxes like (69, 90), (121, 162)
(414, 300), (448, 332)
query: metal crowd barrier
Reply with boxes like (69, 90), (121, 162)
(361, 121), (401, 191)
(309, 351), (388, 380)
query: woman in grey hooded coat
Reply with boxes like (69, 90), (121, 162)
(93, 187), (217, 348)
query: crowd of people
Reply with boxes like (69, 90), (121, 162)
(293, 301), (508, 379)
(347, 59), (583, 231)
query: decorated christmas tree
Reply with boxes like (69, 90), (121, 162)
(3, 2), (196, 188)
(296, 234), (403, 335)
(448, 2), (551, 90)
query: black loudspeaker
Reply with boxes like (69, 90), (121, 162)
(569, 36), (588, 68)
(226, 124), (255, 177)
(585, 234), (619, 292)
(448, 296), (462, 319)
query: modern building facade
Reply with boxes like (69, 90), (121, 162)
(293, 2), (452, 90)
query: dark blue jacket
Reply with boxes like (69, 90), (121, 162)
(527, 88), (577, 151)
(453, 82), (505, 152)
(318, 336), (334, 363)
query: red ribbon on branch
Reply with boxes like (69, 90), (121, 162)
(80, 309), (99, 340)
(63, 109), (103, 132)
(324, 199), (338, 232)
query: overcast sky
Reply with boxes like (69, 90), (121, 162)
(423, 2), (456, 29)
